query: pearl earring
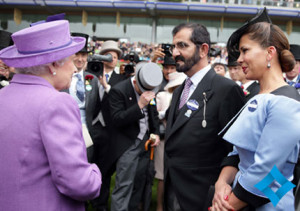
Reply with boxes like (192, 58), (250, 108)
(53, 72), (56, 76)
(267, 61), (271, 68)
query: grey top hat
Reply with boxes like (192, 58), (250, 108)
(135, 62), (163, 94)
(290, 44), (300, 61)
(100, 40), (122, 58)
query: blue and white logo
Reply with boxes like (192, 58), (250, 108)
(186, 99), (199, 111)
(248, 99), (258, 112)
(255, 165), (295, 207)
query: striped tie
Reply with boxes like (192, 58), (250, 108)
(179, 78), (192, 109)
(76, 74), (85, 102)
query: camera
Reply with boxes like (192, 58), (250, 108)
(161, 43), (172, 57)
(86, 53), (112, 77)
(124, 52), (137, 75)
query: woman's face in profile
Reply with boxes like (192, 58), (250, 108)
(237, 34), (267, 81)
(54, 55), (76, 90)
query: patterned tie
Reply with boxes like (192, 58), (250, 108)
(105, 73), (109, 82)
(287, 81), (295, 86)
(76, 74), (85, 102)
(179, 78), (192, 109)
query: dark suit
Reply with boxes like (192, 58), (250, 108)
(109, 78), (160, 211)
(91, 70), (125, 211)
(164, 68), (245, 211)
(109, 77), (160, 166)
(245, 81), (260, 102)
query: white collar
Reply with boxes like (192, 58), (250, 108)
(189, 65), (211, 87)
(242, 80), (256, 90)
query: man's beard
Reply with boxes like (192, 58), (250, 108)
(175, 48), (200, 73)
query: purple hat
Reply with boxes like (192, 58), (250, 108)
(0, 20), (85, 68)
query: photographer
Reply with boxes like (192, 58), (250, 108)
(152, 44), (177, 91)
(91, 40), (125, 211)
(122, 51), (140, 78)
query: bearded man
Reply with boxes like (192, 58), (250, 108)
(163, 23), (245, 211)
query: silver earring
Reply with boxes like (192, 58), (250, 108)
(267, 61), (271, 68)
(53, 72), (56, 76)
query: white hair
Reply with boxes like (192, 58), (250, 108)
(15, 57), (68, 75)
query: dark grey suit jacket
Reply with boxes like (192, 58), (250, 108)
(108, 78), (160, 166)
(164, 68), (245, 211)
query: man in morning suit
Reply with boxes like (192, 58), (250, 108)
(63, 32), (101, 162)
(109, 62), (162, 211)
(91, 40), (125, 211)
(164, 23), (245, 211)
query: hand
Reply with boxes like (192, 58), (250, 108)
(151, 134), (160, 147)
(98, 71), (108, 89)
(151, 47), (165, 63)
(211, 180), (234, 211)
(138, 91), (155, 109)
(0, 60), (10, 79)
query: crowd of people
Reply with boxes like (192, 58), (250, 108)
(0, 7), (300, 211)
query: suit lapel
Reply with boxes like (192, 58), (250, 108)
(165, 83), (183, 138)
(165, 69), (215, 141)
(102, 71), (116, 102)
(125, 78), (138, 107)
(84, 72), (93, 109)
(108, 71), (117, 86)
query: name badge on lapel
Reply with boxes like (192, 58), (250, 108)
(186, 99), (199, 111)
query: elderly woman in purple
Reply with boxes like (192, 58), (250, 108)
(0, 20), (101, 210)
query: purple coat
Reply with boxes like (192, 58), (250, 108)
(0, 74), (101, 211)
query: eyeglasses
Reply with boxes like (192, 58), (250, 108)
(169, 42), (190, 54)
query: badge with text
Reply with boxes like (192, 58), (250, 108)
(186, 99), (199, 111)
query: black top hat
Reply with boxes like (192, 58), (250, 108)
(209, 47), (221, 57)
(290, 44), (300, 61)
(71, 32), (90, 53)
(163, 56), (176, 66)
(0, 30), (13, 51)
(227, 7), (272, 61)
(227, 54), (239, 67)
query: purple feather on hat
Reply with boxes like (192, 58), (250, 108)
(30, 13), (66, 27)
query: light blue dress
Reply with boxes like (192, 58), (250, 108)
(223, 91), (300, 211)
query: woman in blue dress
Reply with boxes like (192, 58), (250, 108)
(210, 8), (300, 211)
